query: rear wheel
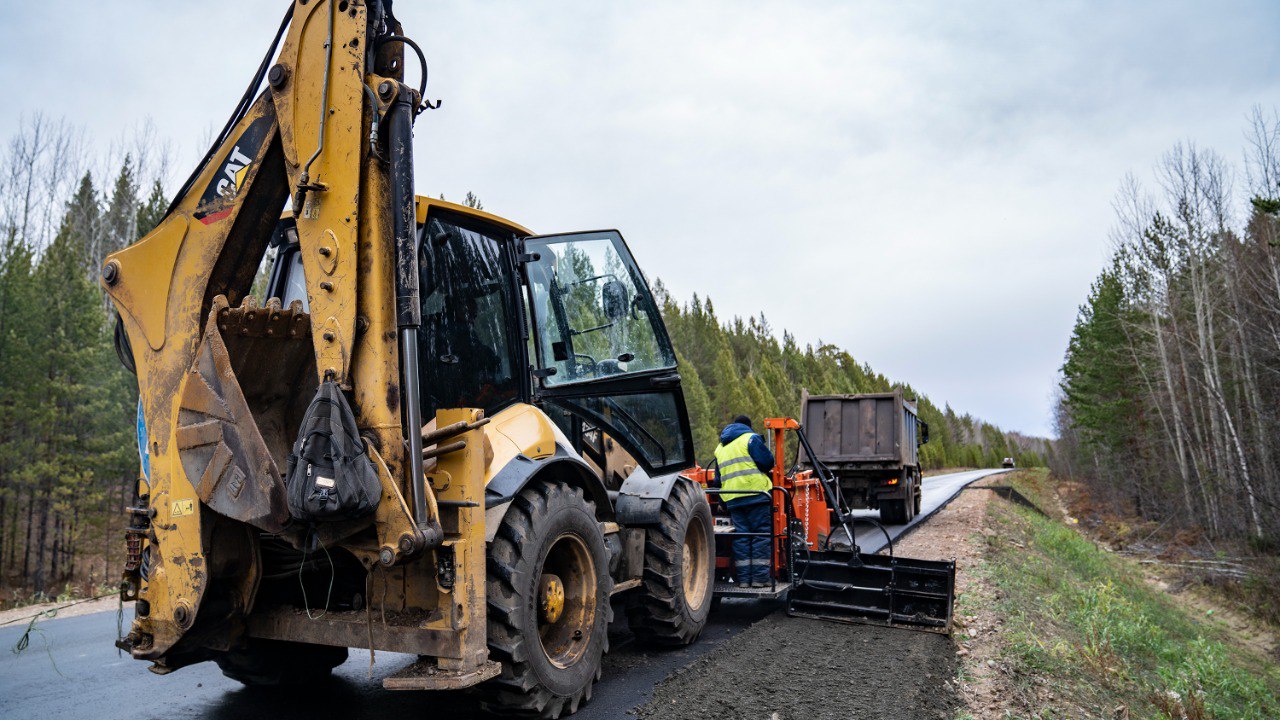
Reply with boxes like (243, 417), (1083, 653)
(483, 481), (611, 719)
(626, 478), (715, 646)
(879, 476), (916, 525)
(216, 639), (348, 686)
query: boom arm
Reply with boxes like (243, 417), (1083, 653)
(103, 0), (437, 661)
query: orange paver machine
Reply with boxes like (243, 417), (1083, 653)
(682, 418), (955, 631)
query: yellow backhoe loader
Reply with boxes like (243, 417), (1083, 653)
(105, 2), (955, 717)
(107, 2), (714, 716)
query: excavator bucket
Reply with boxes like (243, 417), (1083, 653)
(789, 547), (955, 632)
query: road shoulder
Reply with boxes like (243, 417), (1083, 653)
(0, 595), (118, 628)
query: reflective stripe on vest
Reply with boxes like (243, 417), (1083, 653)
(714, 432), (771, 502)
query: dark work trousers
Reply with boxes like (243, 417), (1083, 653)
(728, 500), (772, 584)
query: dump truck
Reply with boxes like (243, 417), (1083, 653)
(102, 3), (953, 717)
(798, 390), (930, 524)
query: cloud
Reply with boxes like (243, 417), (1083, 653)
(4, 0), (1278, 436)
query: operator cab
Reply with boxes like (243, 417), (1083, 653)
(266, 198), (693, 484)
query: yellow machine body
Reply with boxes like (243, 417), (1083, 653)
(102, 3), (713, 714)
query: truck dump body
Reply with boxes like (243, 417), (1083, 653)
(797, 391), (927, 521)
(799, 391), (920, 473)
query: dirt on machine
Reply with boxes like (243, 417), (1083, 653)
(99, 2), (954, 718)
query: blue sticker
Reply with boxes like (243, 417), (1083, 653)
(137, 399), (150, 482)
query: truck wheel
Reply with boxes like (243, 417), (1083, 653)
(216, 639), (347, 686)
(913, 474), (923, 516)
(483, 481), (611, 719)
(880, 497), (911, 525)
(626, 478), (714, 646)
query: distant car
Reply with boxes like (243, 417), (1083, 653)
(1002, 457), (1016, 469)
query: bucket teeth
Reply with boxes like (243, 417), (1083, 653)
(214, 293), (312, 339)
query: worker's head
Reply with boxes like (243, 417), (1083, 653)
(732, 414), (752, 429)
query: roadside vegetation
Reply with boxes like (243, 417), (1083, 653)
(978, 470), (1280, 719)
(1055, 107), (1280, 632)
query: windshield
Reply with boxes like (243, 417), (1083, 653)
(525, 231), (674, 385)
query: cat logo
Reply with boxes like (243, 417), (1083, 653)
(193, 114), (272, 225)
(215, 147), (253, 198)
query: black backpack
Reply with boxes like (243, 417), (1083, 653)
(285, 381), (381, 522)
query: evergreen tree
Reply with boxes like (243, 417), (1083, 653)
(25, 204), (117, 593)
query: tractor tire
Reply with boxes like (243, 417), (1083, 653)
(626, 478), (715, 647)
(216, 639), (347, 686)
(482, 481), (612, 719)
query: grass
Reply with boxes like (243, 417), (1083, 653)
(979, 469), (1280, 720)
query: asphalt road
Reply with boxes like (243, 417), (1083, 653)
(0, 468), (1007, 720)
(846, 468), (1012, 553)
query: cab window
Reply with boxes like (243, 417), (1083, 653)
(417, 212), (521, 418)
(524, 231), (675, 385)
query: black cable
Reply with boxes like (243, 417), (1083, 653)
(165, 3), (295, 215)
(112, 314), (135, 375)
(376, 34), (428, 110)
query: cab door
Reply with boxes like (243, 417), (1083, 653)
(521, 230), (693, 477)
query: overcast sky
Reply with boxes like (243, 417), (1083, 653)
(4, 1), (1278, 437)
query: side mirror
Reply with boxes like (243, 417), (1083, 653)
(602, 279), (629, 321)
(920, 421), (930, 445)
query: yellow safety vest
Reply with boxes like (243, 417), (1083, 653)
(714, 432), (772, 503)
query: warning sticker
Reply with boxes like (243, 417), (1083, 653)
(171, 499), (195, 518)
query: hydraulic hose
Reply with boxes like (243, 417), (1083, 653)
(794, 425), (898, 562)
(167, 4), (294, 215)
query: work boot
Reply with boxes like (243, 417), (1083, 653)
(752, 580), (768, 588)
(737, 580), (749, 589)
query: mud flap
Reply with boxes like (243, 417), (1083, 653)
(788, 548), (955, 632)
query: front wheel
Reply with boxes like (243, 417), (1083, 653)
(626, 478), (714, 646)
(483, 481), (611, 719)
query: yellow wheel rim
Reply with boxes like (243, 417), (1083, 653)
(682, 515), (710, 611)
(537, 533), (597, 669)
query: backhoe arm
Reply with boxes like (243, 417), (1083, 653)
(103, 0), (436, 661)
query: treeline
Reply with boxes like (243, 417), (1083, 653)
(1057, 106), (1280, 546)
(0, 116), (166, 599)
(0, 114), (1044, 601)
(656, 287), (1048, 469)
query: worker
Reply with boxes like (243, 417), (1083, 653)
(713, 415), (775, 588)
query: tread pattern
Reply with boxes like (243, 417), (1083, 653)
(482, 481), (612, 719)
(626, 478), (714, 647)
